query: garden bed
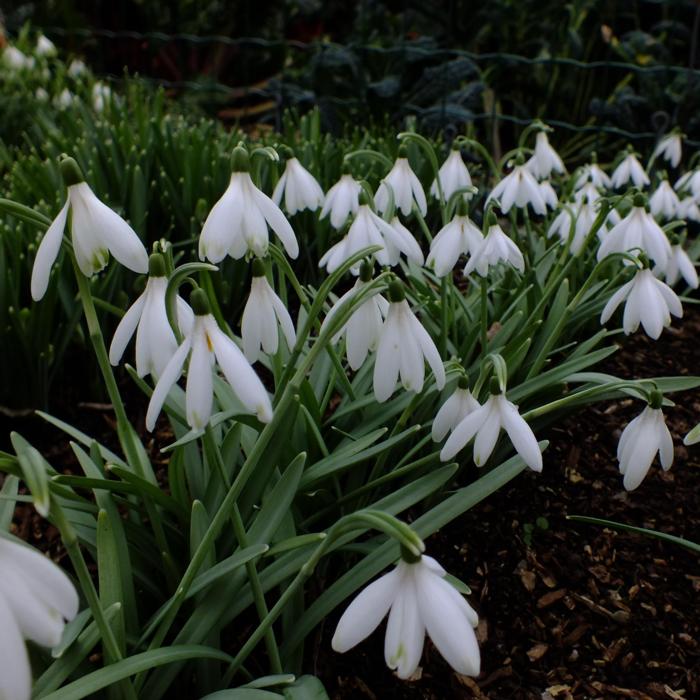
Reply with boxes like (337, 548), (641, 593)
(314, 308), (700, 699)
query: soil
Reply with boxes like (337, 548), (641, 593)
(311, 310), (700, 699)
(4, 307), (700, 700)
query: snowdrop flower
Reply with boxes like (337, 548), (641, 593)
(146, 290), (272, 431)
(441, 383), (543, 471)
(36, 34), (56, 57)
(597, 194), (672, 270)
(465, 219), (525, 277)
(3, 45), (30, 70)
(550, 202), (597, 255)
(526, 130), (565, 180)
(55, 88), (75, 109)
(662, 243), (698, 288)
(320, 169), (361, 229)
(375, 146), (427, 217)
(674, 169), (700, 198)
(649, 179), (680, 220)
(617, 393), (673, 490)
(574, 182), (601, 205)
(431, 146), (473, 201)
(35, 87), (49, 102)
(611, 150), (650, 189)
(332, 552), (480, 679)
(539, 180), (558, 210)
(92, 82), (111, 112)
(31, 157), (148, 301)
(653, 132), (682, 169)
(0, 536), (79, 700)
(432, 377), (480, 442)
(426, 201), (482, 277)
(373, 281), (445, 402)
(320, 262), (388, 371)
(241, 259), (296, 362)
(487, 163), (546, 215)
(600, 267), (682, 339)
(67, 58), (87, 78)
(574, 159), (612, 191)
(319, 196), (423, 274)
(272, 153), (324, 215)
(199, 146), (298, 263)
(109, 254), (194, 378)
(678, 197), (700, 222)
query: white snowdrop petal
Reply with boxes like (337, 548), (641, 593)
(271, 171), (287, 206)
(31, 200), (69, 301)
(621, 424), (661, 490)
(373, 315), (402, 402)
(409, 314), (445, 389)
(252, 188), (299, 259)
(146, 337), (191, 431)
(384, 579), (425, 679)
(0, 593), (31, 700)
(473, 403), (501, 467)
(332, 569), (401, 653)
(109, 292), (146, 366)
(440, 404), (489, 461)
(432, 392), (463, 442)
(600, 280), (633, 325)
(270, 287), (297, 351)
(185, 329), (214, 430)
(199, 182), (242, 262)
(500, 398), (543, 472)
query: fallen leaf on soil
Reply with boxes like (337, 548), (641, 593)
(527, 643), (549, 662)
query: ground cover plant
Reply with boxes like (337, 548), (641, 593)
(1, 35), (700, 698)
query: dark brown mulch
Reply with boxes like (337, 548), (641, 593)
(312, 310), (700, 699)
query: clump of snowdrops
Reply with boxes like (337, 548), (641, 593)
(1, 120), (699, 699)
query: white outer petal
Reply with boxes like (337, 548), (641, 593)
(499, 396), (543, 471)
(0, 593), (31, 700)
(31, 199), (69, 301)
(109, 292), (146, 366)
(146, 336), (191, 431)
(252, 187), (299, 258)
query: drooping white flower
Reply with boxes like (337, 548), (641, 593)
(146, 290), (272, 431)
(320, 171), (361, 229)
(241, 260), (296, 362)
(440, 389), (543, 471)
(35, 87), (49, 102)
(199, 146), (298, 263)
(321, 263), (388, 371)
(526, 131), (565, 180)
(574, 161), (612, 191)
(674, 169), (700, 198)
(67, 59), (87, 78)
(3, 46), (31, 70)
(649, 180), (680, 221)
(332, 553), (480, 679)
(109, 254), (194, 378)
(31, 157), (149, 301)
(432, 380), (480, 442)
(426, 207), (483, 277)
(35, 34), (56, 57)
(0, 536), (79, 700)
(617, 397), (673, 491)
(373, 282), (445, 402)
(662, 244), (699, 288)
(272, 156), (324, 215)
(431, 146), (473, 201)
(574, 182), (601, 205)
(653, 133), (682, 169)
(597, 195), (671, 270)
(547, 201), (596, 255)
(464, 221), (525, 277)
(600, 268), (682, 339)
(55, 88), (75, 110)
(487, 163), (546, 215)
(538, 180), (558, 210)
(92, 82), (111, 112)
(611, 151), (650, 189)
(319, 201), (423, 275)
(375, 147), (427, 217)
(678, 196), (700, 222)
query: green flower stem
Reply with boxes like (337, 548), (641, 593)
(202, 426), (283, 675)
(51, 500), (138, 700)
(413, 207), (433, 244)
(480, 276), (489, 357)
(71, 255), (175, 576)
